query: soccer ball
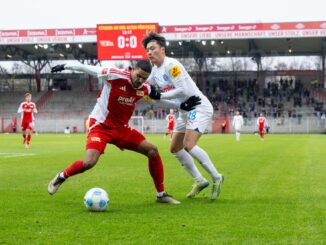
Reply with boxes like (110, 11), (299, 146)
(84, 187), (109, 211)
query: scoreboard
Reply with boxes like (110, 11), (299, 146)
(97, 23), (158, 60)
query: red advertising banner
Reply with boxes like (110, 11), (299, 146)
(159, 21), (326, 40)
(0, 28), (96, 37)
(1, 21), (326, 45)
(96, 23), (158, 60)
(160, 21), (326, 33)
(0, 28), (97, 45)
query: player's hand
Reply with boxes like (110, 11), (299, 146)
(180, 96), (201, 111)
(149, 85), (161, 100)
(51, 64), (66, 73)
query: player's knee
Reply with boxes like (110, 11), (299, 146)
(170, 145), (181, 154)
(148, 146), (158, 158)
(183, 142), (196, 152)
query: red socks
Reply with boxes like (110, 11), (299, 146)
(63, 160), (86, 178)
(148, 154), (164, 193)
(26, 134), (31, 144)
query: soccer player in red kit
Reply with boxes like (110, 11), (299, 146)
(257, 113), (268, 140)
(48, 61), (199, 204)
(165, 109), (175, 139)
(17, 93), (37, 148)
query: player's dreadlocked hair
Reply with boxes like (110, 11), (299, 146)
(142, 31), (166, 49)
(136, 60), (152, 74)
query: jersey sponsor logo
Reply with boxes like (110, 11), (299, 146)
(117, 96), (135, 105)
(161, 84), (175, 92)
(119, 86), (126, 91)
(163, 74), (169, 81)
(136, 90), (144, 96)
(169, 65), (182, 78)
(90, 137), (101, 142)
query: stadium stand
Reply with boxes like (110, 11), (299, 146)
(1, 73), (325, 134)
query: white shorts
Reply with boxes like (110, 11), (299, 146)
(175, 108), (213, 133)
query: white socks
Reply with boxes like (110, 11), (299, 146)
(236, 132), (240, 141)
(189, 145), (220, 182)
(59, 172), (65, 179)
(157, 191), (165, 197)
(173, 149), (203, 182)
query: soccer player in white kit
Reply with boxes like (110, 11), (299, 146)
(142, 32), (224, 200)
(232, 111), (244, 141)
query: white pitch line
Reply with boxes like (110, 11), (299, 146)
(0, 153), (36, 158)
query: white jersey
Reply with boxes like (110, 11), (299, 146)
(147, 56), (213, 113)
(148, 56), (213, 133)
(232, 115), (244, 130)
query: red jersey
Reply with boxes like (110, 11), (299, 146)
(18, 102), (37, 123)
(89, 68), (149, 129)
(257, 116), (266, 129)
(166, 114), (175, 129)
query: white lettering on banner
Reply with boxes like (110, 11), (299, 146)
(111, 56), (124, 59)
(83, 29), (96, 35)
(296, 23), (305, 29)
(27, 30), (47, 36)
(271, 24), (280, 30)
(174, 27), (192, 32)
(238, 25), (257, 31)
(55, 29), (75, 36)
(0, 31), (19, 37)
(195, 26), (214, 32)
(216, 25), (236, 31)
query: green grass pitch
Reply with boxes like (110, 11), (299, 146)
(0, 133), (325, 244)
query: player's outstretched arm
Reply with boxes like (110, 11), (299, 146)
(150, 96), (201, 112)
(51, 64), (103, 77)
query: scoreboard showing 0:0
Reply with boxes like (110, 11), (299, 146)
(117, 35), (137, 49)
(97, 23), (158, 60)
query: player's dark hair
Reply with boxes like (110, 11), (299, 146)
(142, 31), (166, 49)
(136, 60), (152, 74)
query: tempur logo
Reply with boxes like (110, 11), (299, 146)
(117, 96), (135, 105)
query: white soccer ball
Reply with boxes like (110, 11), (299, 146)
(84, 187), (109, 211)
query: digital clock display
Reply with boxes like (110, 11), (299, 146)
(97, 23), (158, 60)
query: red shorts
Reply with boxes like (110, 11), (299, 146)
(21, 121), (32, 131)
(86, 123), (145, 154)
